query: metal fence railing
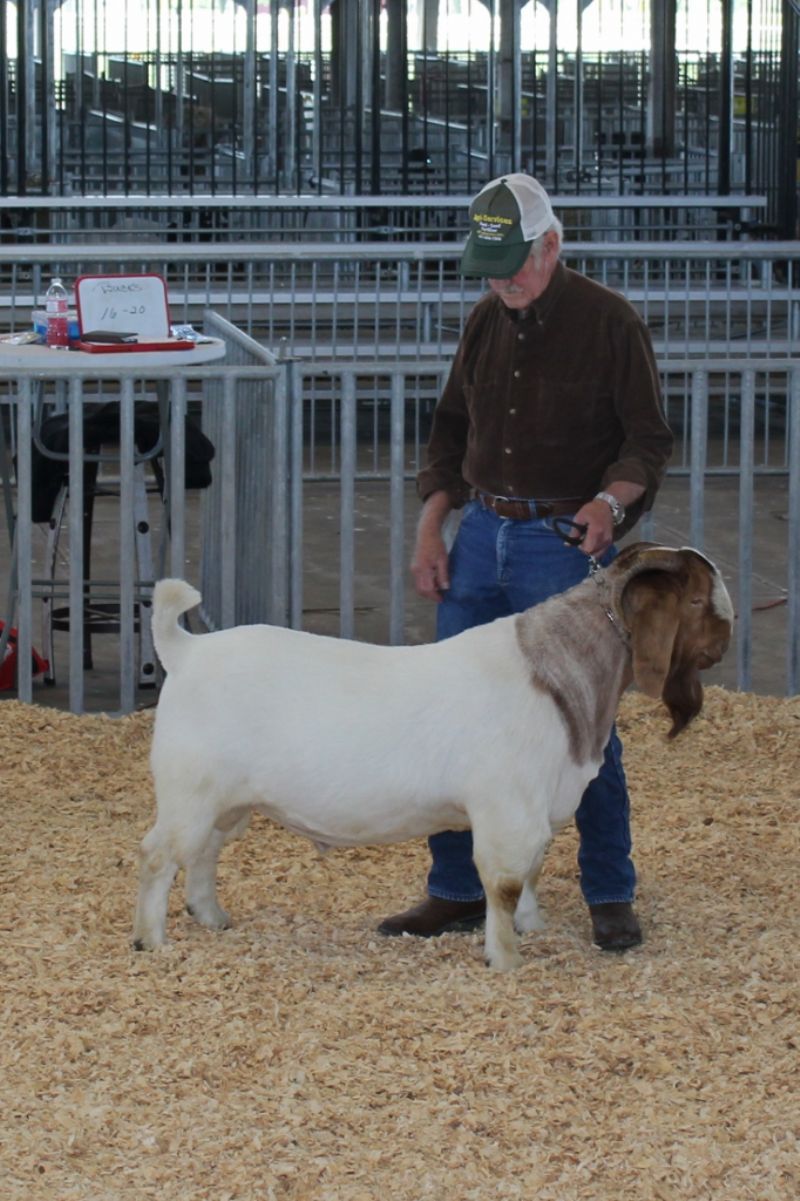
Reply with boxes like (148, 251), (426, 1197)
(2, 336), (798, 712)
(0, 193), (768, 245)
(284, 357), (799, 697)
(0, 235), (797, 365)
(3, 2), (794, 226)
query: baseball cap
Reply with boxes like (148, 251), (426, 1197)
(460, 174), (556, 278)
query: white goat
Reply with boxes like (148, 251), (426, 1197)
(133, 543), (733, 971)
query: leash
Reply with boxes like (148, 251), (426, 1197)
(547, 516), (629, 648)
(550, 515), (587, 548)
(550, 516), (628, 641)
(550, 515), (601, 574)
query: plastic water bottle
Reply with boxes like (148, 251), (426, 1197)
(45, 277), (70, 349)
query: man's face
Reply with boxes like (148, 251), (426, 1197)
(487, 232), (559, 309)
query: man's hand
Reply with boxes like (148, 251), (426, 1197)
(573, 483), (646, 558)
(573, 499), (615, 558)
(411, 490), (453, 601)
(411, 527), (450, 600)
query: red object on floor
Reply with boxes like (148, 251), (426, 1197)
(0, 622), (49, 690)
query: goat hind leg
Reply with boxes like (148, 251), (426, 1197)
(133, 824), (179, 950)
(184, 826), (233, 931)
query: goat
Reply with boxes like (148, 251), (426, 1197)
(133, 543), (733, 971)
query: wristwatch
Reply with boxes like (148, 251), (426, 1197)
(594, 491), (626, 527)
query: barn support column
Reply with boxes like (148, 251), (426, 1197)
(648, 0), (677, 158)
(330, 0), (365, 189)
(545, 0), (558, 185)
(778, 0), (799, 236)
(385, 0), (408, 112)
(718, 0), (734, 195)
(417, 0), (439, 51)
(497, 0), (522, 172)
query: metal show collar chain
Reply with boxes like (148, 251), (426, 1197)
(590, 561), (631, 648)
(549, 517), (630, 647)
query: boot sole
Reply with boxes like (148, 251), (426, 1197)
(377, 913), (486, 938)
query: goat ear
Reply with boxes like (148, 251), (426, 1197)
(623, 578), (681, 700)
(662, 663), (703, 740)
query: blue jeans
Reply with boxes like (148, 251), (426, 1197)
(428, 500), (636, 908)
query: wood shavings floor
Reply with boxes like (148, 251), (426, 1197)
(2, 687), (798, 1201)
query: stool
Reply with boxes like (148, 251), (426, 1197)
(40, 456), (162, 688)
(29, 397), (213, 693)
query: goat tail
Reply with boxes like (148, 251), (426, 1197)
(151, 578), (202, 675)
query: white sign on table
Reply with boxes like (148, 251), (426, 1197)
(75, 273), (173, 339)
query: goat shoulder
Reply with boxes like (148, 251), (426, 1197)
(514, 581), (632, 766)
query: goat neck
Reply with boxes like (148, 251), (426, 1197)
(514, 573), (634, 768)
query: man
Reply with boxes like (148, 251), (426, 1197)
(378, 173), (674, 951)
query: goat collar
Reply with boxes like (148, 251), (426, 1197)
(590, 561), (631, 649)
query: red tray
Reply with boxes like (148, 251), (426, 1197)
(74, 339), (196, 354)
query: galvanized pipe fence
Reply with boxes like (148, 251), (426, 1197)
(0, 193), (767, 243)
(2, 328), (798, 712)
(4, 0), (794, 219)
(0, 236), (797, 364)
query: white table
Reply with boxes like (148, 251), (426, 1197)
(0, 336), (226, 372)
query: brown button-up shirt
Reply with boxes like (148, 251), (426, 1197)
(417, 261), (673, 536)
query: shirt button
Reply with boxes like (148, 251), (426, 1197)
(517, 332), (525, 341)
(513, 369), (521, 378)
(509, 407), (517, 415)
(504, 447), (512, 455)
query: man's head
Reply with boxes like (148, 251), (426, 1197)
(460, 173), (562, 308)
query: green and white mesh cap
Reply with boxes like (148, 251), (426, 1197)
(460, 173), (556, 279)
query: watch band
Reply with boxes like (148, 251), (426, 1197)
(594, 491), (625, 526)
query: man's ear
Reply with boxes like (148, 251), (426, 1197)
(623, 578), (681, 699)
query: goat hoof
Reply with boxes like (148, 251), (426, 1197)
(132, 939), (146, 952)
(186, 901), (232, 930)
(485, 951), (524, 972)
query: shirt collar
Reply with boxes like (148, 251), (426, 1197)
(529, 260), (568, 324)
(503, 259), (568, 327)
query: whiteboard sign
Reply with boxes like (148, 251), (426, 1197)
(75, 273), (172, 338)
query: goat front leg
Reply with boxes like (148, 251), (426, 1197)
(480, 877), (524, 972)
(473, 811), (553, 969)
(514, 843), (549, 935)
(472, 825), (524, 970)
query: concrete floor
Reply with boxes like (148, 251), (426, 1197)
(1, 471), (794, 714)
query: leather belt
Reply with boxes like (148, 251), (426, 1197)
(475, 491), (586, 521)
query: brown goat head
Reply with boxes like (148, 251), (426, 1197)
(611, 544), (734, 737)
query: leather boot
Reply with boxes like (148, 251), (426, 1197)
(377, 896), (486, 938)
(589, 902), (642, 952)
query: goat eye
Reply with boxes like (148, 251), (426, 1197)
(690, 597), (704, 607)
